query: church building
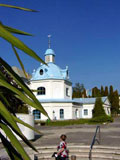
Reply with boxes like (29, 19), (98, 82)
(28, 37), (111, 121)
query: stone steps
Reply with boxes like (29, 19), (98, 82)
(27, 145), (120, 160)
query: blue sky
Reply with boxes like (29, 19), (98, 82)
(0, 0), (120, 92)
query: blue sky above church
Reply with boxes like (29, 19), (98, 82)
(1, 0), (120, 91)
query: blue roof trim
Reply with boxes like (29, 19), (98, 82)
(73, 97), (107, 104)
(38, 99), (81, 103)
(37, 97), (107, 104)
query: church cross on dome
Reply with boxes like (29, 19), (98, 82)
(48, 34), (51, 49)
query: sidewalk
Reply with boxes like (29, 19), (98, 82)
(32, 117), (120, 147)
(0, 117), (120, 157)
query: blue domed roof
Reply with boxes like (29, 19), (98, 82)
(31, 63), (70, 81)
(45, 49), (55, 56)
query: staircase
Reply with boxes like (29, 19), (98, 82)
(27, 145), (120, 160)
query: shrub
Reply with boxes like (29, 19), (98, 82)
(90, 115), (113, 123)
(93, 97), (106, 118)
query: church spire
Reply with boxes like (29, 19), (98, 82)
(48, 34), (51, 49)
(45, 35), (55, 63)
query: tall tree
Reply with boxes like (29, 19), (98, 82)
(104, 86), (109, 96)
(108, 85), (114, 108)
(93, 97), (106, 118)
(72, 83), (84, 98)
(92, 87), (101, 97)
(82, 88), (87, 98)
(111, 90), (119, 114)
(100, 85), (104, 97)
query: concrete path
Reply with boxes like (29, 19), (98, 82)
(32, 117), (120, 147)
(0, 117), (120, 158)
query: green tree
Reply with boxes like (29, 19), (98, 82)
(82, 88), (87, 98)
(92, 87), (101, 97)
(111, 90), (119, 114)
(104, 86), (108, 96)
(93, 97), (106, 118)
(109, 85), (114, 102)
(0, 3), (48, 160)
(72, 83), (84, 98)
(100, 85), (104, 96)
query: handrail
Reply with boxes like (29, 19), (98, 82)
(89, 125), (101, 160)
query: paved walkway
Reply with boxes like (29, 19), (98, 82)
(32, 117), (120, 147)
(0, 117), (120, 157)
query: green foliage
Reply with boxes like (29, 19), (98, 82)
(44, 119), (90, 126)
(93, 97), (106, 118)
(16, 105), (29, 114)
(72, 83), (86, 98)
(36, 117), (113, 126)
(90, 115), (113, 123)
(104, 86), (108, 96)
(100, 86), (104, 97)
(0, 3), (48, 160)
(110, 90), (119, 114)
(108, 85), (120, 114)
(92, 87), (101, 97)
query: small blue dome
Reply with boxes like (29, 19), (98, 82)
(45, 49), (55, 56)
(31, 63), (70, 81)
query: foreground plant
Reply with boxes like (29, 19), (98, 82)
(0, 3), (48, 160)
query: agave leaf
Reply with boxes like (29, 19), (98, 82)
(0, 101), (23, 134)
(2, 115), (38, 152)
(0, 100), (38, 152)
(31, 89), (38, 92)
(0, 23), (46, 64)
(0, 79), (48, 117)
(0, 132), (23, 160)
(0, 92), (10, 106)
(0, 123), (31, 160)
(3, 24), (33, 36)
(0, 58), (48, 117)
(12, 45), (28, 78)
(0, 4), (37, 12)
(12, 115), (43, 135)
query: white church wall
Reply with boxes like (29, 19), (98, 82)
(82, 104), (94, 119)
(64, 81), (72, 100)
(72, 106), (82, 119)
(31, 102), (73, 121)
(30, 80), (50, 99)
(30, 79), (70, 99)
(52, 80), (64, 99)
(81, 100), (111, 119)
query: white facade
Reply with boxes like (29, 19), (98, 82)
(29, 79), (72, 100)
(28, 46), (111, 121)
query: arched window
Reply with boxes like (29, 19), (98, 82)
(37, 87), (45, 95)
(60, 109), (64, 119)
(33, 110), (41, 120)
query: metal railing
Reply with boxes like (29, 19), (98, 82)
(89, 125), (101, 160)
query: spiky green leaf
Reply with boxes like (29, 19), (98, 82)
(0, 79), (48, 117)
(0, 4), (37, 12)
(0, 57), (48, 117)
(0, 23), (46, 64)
(3, 24), (33, 36)
(0, 123), (30, 160)
(12, 45), (28, 78)
(12, 115), (43, 135)
(0, 132), (23, 160)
